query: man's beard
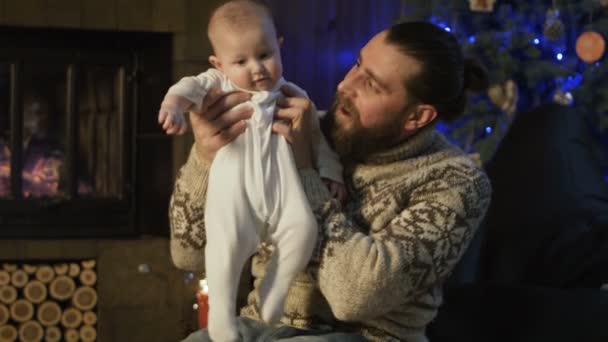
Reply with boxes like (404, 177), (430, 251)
(321, 93), (404, 163)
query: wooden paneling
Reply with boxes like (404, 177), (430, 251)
(0, 240), (22, 259)
(3, 0), (45, 27)
(45, 0), (82, 28)
(82, 0), (118, 30)
(116, 0), (153, 31)
(181, 0), (221, 61)
(23, 240), (63, 259)
(153, 0), (186, 32)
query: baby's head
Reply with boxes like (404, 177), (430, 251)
(207, 0), (283, 91)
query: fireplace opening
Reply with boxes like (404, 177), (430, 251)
(0, 27), (173, 237)
(0, 64), (123, 199)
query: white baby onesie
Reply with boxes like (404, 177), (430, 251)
(164, 69), (342, 342)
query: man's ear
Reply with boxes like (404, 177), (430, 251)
(403, 104), (438, 131)
(209, 55), (222, 71)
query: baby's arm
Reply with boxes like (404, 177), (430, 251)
(158, 69), (224, 135)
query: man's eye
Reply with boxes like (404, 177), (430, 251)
(367, 79), (380, 93)
(260, 53), (269, 59)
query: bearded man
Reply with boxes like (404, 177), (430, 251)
(171, 21), (491, 342)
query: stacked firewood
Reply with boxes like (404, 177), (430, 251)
(0, 260), (97, 342)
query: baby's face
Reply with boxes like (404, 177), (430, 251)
(213, 23), (283, 91)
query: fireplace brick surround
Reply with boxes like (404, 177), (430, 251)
(0, 0), (224, 340)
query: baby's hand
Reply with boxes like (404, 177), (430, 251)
(322, 178), (348, 205)
(158, 108), (188, 135)
(158, 95), (190, 135)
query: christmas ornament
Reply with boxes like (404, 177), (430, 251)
(553, 89), (574, 106)
(544, 7), (565, 41)
(576, 31), (606, 63)
(468, 0), (496, 12)
(487, 79), (518, 117)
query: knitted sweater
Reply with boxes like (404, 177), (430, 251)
(169, 126), (491, 341)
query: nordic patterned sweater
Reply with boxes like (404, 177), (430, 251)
(169, 125), (492, 342)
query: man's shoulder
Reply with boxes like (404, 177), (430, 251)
(426, 133), (486, 175)
(401, 136), (491, 199)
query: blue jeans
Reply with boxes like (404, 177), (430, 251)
(181, 318), (368, 341)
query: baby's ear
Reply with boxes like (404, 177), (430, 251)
(209, 55), (222, 71)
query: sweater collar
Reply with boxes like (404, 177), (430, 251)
(360, 124), (438, 165)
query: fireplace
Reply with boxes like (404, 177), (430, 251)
(0, 27), (173, 237)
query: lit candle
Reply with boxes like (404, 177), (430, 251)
(196, 278), (209, 329)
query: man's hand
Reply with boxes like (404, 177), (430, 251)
(272, 85), (315, 169)
(323, 178), (348, 205)
(190, 89), (252, 164)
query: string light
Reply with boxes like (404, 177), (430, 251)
(424, 4), (605, 166)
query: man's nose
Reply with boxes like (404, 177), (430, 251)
(337, 75), (355, 97)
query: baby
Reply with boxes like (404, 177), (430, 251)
(158, 1), (345, 341)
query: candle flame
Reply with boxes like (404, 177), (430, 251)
(199, 278), (209, 294)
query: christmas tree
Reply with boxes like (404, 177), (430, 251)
(409, 0), (608, 174)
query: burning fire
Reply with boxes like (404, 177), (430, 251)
(0, 144), (92, 198)
(0, 145), (60, 198)
(0, 144), (11, 197)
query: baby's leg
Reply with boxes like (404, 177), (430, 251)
(258, 142), (318, 325)
(205, 150), (261, 342)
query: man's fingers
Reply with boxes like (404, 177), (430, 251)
(276, 95), (310, 109)
(213, 105), (253, 133)
(214, 120), (247, 147)
(190, 104), (252, 138)
(271, 122), (293, 144)
(203, 87), (224, 106)
(205, 91), (251, 120)
(274, 106), (303, 122)
(280, 84), (306, 98)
